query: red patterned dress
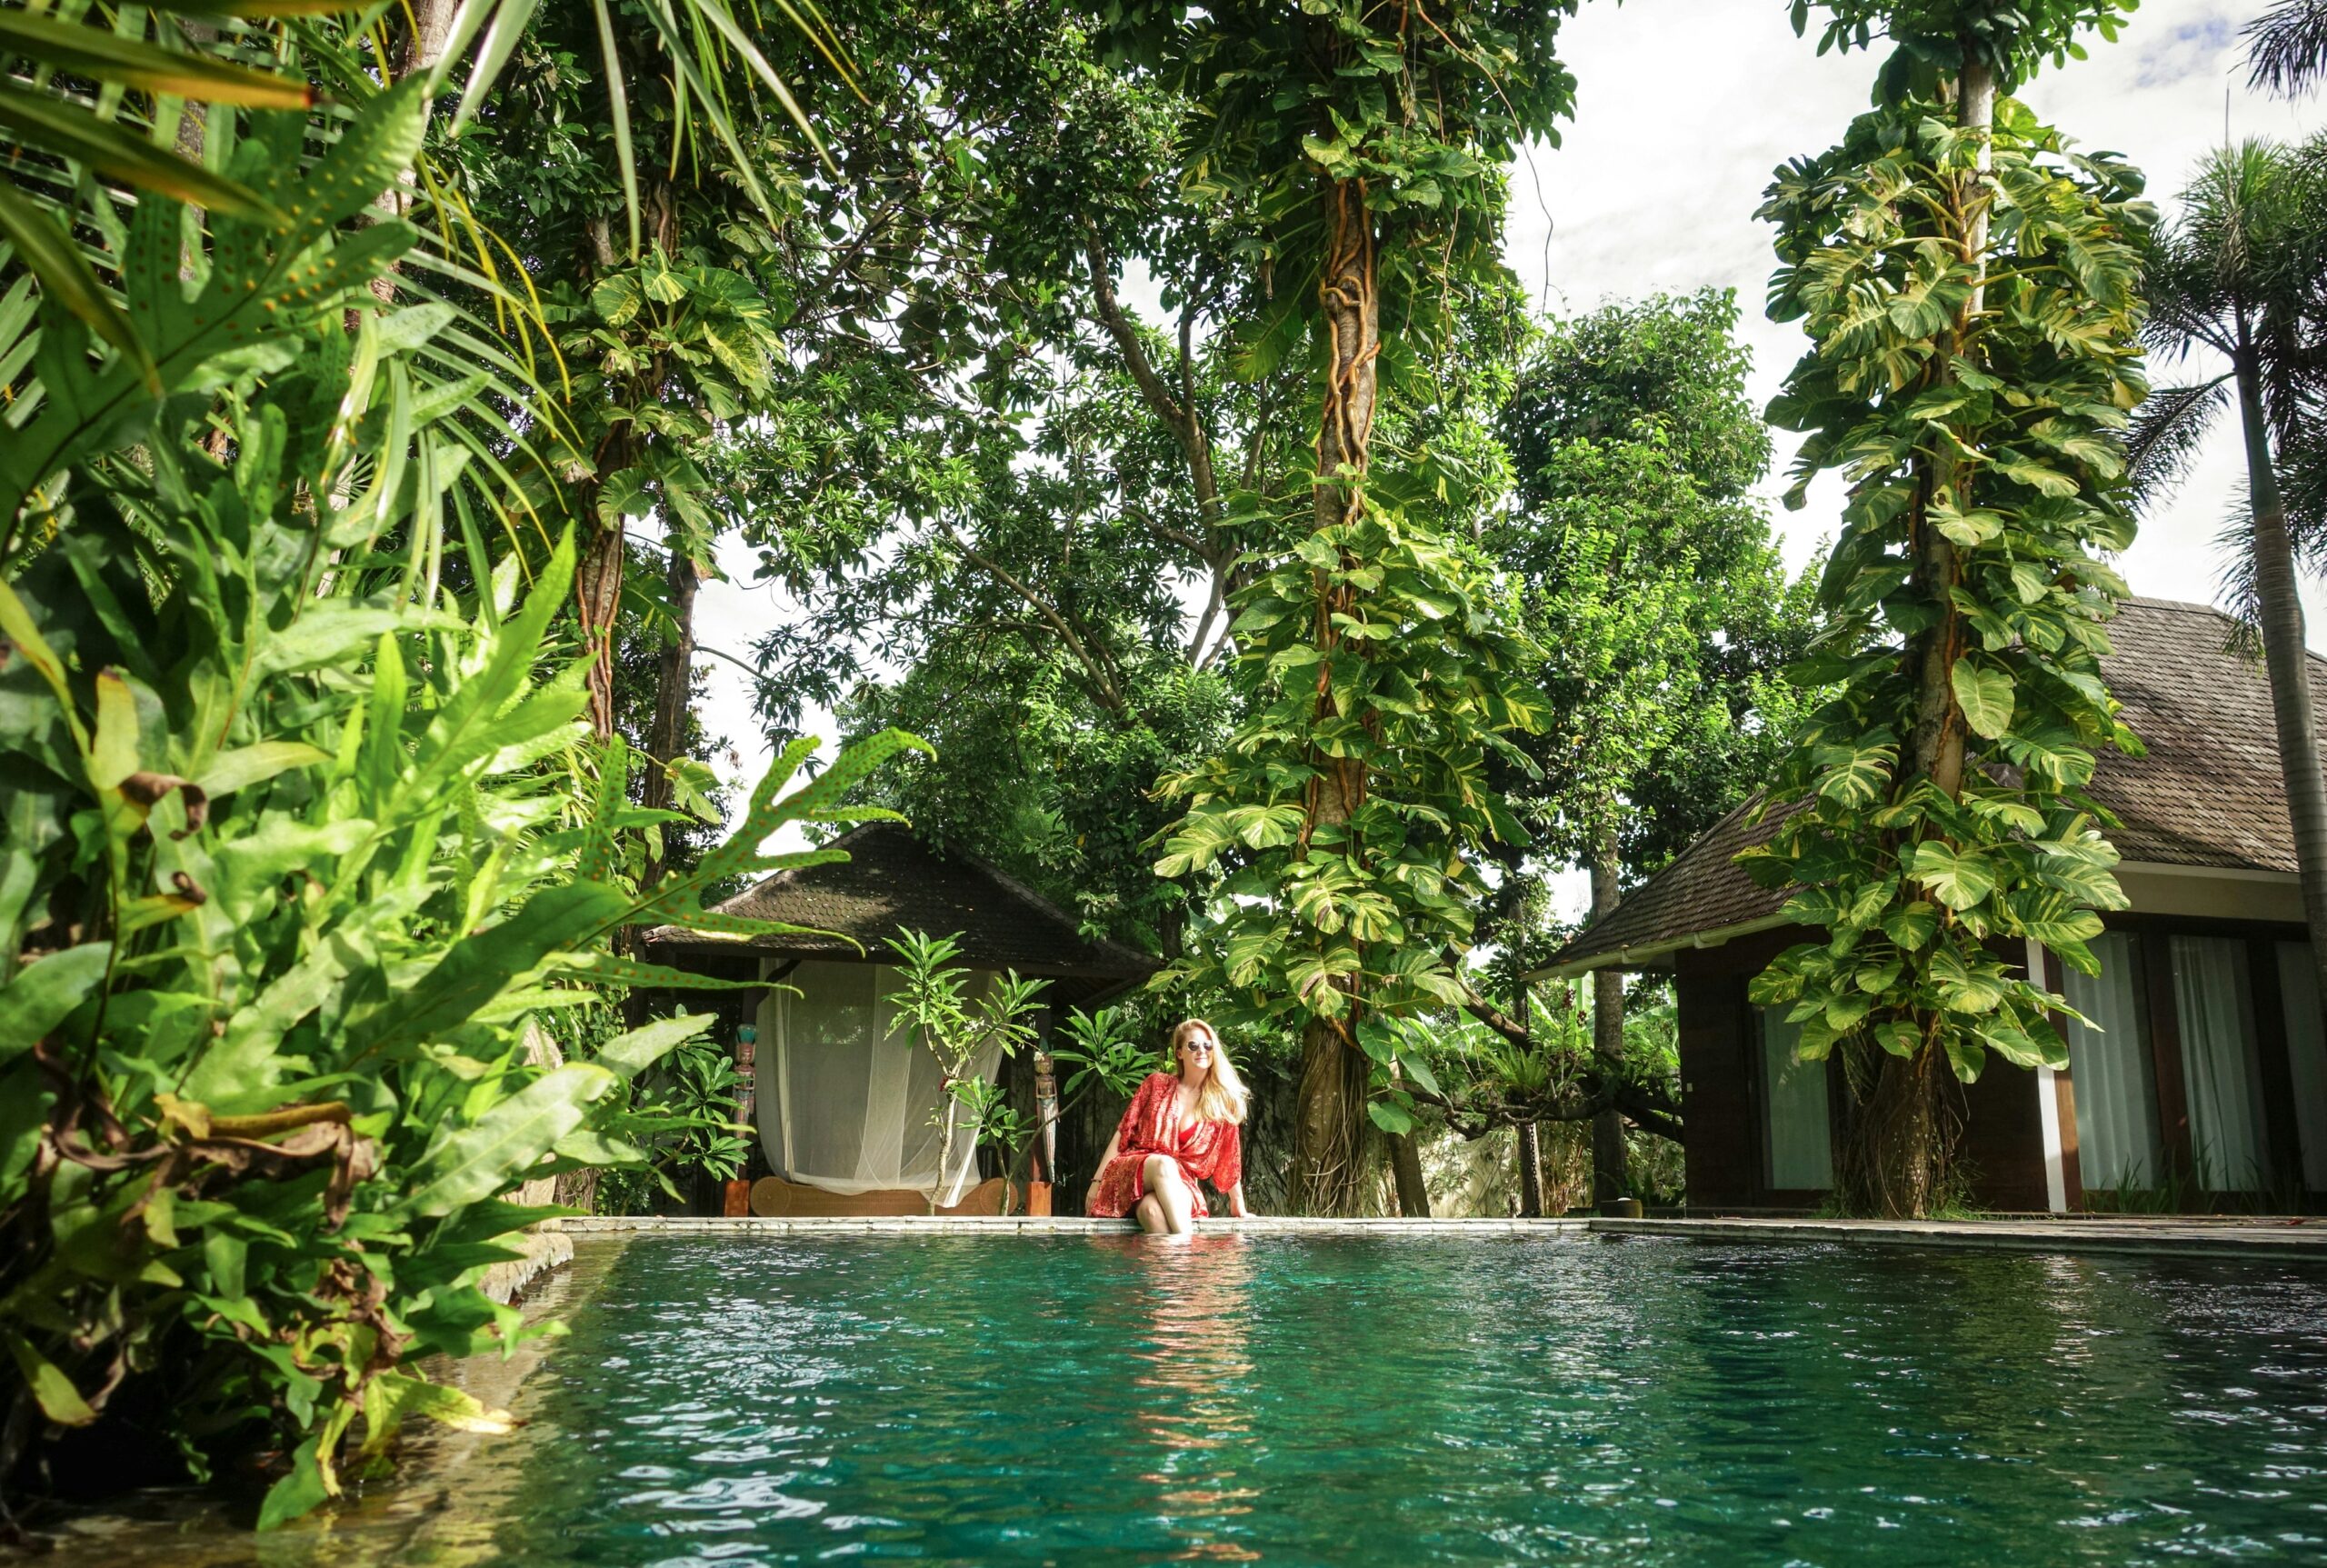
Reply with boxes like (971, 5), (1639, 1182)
(1087, 1071), (1243, 1219)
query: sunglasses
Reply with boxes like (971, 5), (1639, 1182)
(1182, 1038), (1215, 1055)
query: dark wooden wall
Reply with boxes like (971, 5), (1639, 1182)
(1671, 928), (2053, 1213)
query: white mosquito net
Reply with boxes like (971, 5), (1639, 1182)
(754, 959), (998, 1203)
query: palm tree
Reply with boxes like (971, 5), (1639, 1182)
(2130, 139), (2327, 1054)
(2246, 0), (2327, 97)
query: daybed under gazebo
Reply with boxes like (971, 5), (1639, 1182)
(642, 823), (1157, 1216)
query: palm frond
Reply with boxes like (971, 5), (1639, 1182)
(2211, 486), (2267, 660)
(2246, 0), (2327, 98)
(2125, 378), (2232, 514)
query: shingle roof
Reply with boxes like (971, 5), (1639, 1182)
(1541, 598), (2325, 976)
(642, 823), (1159, 981)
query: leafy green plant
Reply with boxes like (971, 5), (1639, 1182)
(595, 1017), (758, 1212)
(0, 82), (927, 1517)
(1744, 1), (2152, 1216)
(883, 930), (1046, 1213)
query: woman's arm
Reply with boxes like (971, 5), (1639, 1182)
(1225, 1180), (1251, 1219)
(1084, 1127), (1124, 1208)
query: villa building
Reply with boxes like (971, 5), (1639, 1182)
(644, 823), (1156, 1215)
(1539, 598), (2327, 1213)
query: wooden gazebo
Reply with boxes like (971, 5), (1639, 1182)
(642, 823), (1157, 1215)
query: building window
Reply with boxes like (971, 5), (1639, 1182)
(1758, 1007), (1833, 1192)
(2169, 935), (2270, 1192)
(2060, 930), (2163, 1192)
(2277, 942), (2327, 1193)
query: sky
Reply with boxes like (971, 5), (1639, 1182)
(689, 0), (2326, 874)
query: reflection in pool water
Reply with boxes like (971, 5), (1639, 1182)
(55, 1233), (2327, 1565)
(1125, 1242), (1259, 1562)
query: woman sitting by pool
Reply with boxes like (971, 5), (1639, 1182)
(1084, 1019), (1251, 1235)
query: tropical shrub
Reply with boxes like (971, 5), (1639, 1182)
(884, 930), (1045, 1213)
(0, 38), (925, 1523)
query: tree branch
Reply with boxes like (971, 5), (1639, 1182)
(1084, 226), (1223, 526)
(940, 526), (1125, 714)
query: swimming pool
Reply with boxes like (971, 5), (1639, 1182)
(365, 1231), (2327, 1566)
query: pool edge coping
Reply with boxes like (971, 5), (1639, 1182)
(557, 1215), (1589, 1236)
(1593, 1216), (2327, 1264)
(552, 1213), (2327, 1263)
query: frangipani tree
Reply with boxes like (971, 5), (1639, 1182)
(1745, 0), (2152, 1216)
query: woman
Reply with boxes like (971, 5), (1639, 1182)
(1085, 1019), (1251, 1235)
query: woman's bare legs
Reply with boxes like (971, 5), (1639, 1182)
(1141, 1154), (1195, 1236)
(1134, 1193), (1168, 1233)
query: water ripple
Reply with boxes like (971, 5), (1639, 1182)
(441, 1236), (2327, 1567)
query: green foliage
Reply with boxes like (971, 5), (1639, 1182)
(2127, 135), (2327, 625)
(1154, 504), (1544, 1031)
(612, 1026), (758, 1199)
(1125, 2), (1579, 1180)
(1051, 1005), (1165, 1102)
(1101, 0), (1580, 342)
(1359, 987), (1595, 1138)
(1793, 0), (2141, 95)
(1490, 290), (1822, 908)
(1747, 81), (2152, 1115)
(0, 110), (919, 1512)
(884, 930), (1046, 1212)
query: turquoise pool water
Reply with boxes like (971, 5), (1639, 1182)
(457, 1235), (2324, 1565)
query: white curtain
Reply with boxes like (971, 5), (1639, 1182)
(2277, 943), (2327, 1192)
(2170, 936), (2268, 1191)
(2061, 931), (2162, 1191)
(756, 960), (999, 1202)
(1759, 1007), (1833, 1191)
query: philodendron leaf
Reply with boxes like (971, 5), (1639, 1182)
(1909, 841), (1997, 912)
(402, 1064), (619, 1219)
(1366, 1098), (1414, 1134)
(1951, 659), (2016, 740)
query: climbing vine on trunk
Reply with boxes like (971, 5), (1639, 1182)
(1118, 0), (1575, 1213)
(1745, 0), (2151, 1217)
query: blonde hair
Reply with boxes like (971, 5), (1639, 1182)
(1172, 1018), (1248, 1125)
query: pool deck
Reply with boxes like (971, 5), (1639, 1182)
(559, 1213), (2327, 1263)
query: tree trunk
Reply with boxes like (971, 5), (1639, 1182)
(1389, 1130), (1430, 1217)
(1838, 1040), (1943, 1218)
(576, 520), (624, 739)
(2236, 355), (2327, 1074)
(1590, 829), (1628, 1206)
(1850, 57), (1995, 1220)
(1903, 58), (1992, 797)
(641, 540), (699, 879)
(1516, 1120), (1545, 1217)
(1290, 1017), (1371, 1214)
(1287, 175), (1381, 1215)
